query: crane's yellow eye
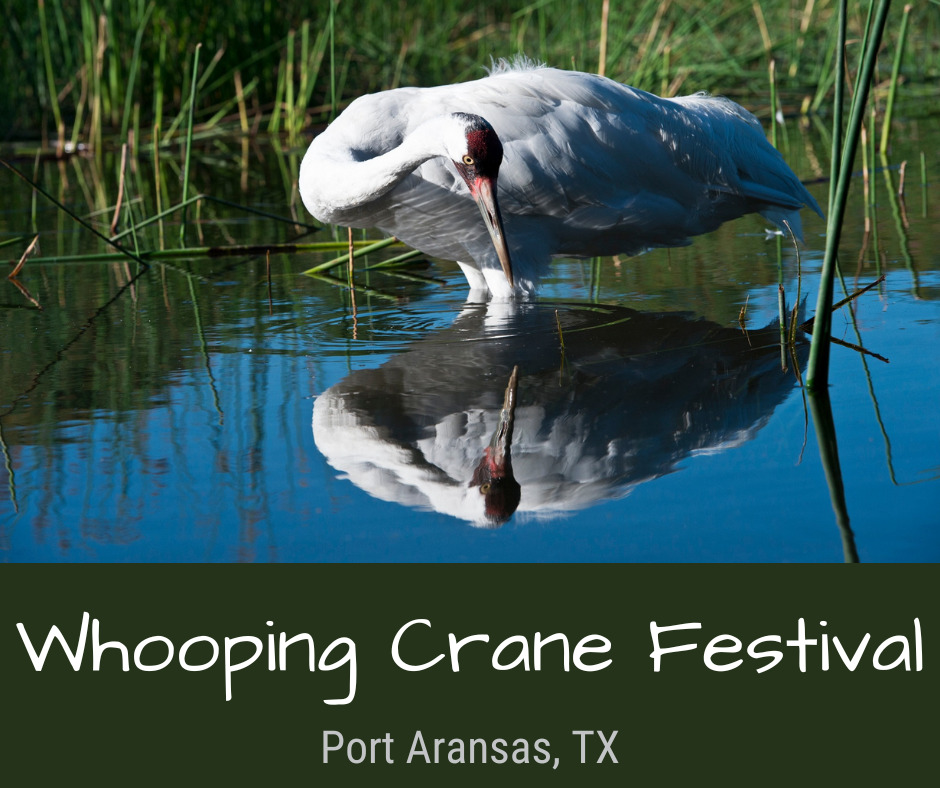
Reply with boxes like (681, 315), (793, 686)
(479, 482), (491, 494)
(462, 155), (475, 166)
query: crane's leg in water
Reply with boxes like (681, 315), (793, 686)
(457, 261), (491, 301)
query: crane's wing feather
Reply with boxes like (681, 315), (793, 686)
(395, 67), (818, 243)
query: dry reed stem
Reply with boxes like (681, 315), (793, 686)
(110, 143), (128, 235)
(9, 235), (40, 279)
(235, 71), (249, 134)
(598, 0), (610, 77)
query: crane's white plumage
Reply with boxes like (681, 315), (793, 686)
(300, 58), (822, 299)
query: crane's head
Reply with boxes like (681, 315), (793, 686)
(447, 113), (514, 290)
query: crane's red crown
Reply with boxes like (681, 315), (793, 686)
(451, 113), (503, 180)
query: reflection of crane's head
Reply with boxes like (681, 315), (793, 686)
(470, 449), (522, 527)
(468, 365), (521, 527)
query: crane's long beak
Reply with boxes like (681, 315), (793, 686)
(470, 176), (514, 290)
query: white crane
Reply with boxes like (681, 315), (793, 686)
(300, 58), (822, 299)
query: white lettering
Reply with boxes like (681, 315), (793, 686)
(649, 621), (701, 671)
(391, 619), (445, 672)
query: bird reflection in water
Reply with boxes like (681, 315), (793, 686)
(312, 303), (806, 527)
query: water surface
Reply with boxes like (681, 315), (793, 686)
(1, 120), (938, 561)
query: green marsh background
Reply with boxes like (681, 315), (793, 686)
(4, 1), (938, 146)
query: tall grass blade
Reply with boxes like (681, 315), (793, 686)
(807, 0), (891, 391)
(285, 29), (296, 136)
(120, 2), (154, 143)
(296, 21), (310, 136)
(269, 56), (285, 134)
(768, 59), (778, 149)
(104, 0), (119, 127)
(179, 44), (201, 246)
(37, 0), (65, 155)
(879, 3), (912, 156)
(153, 28), (166, 134)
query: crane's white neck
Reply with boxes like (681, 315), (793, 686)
(300, 116), (464, 225)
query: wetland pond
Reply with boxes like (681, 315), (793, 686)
(1, 119), (938, 562)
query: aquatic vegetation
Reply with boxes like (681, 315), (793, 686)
(2, 1), (936, 149)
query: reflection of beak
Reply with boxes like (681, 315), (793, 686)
(471, 177), (514, 290)
(489, 364), (518, 466)
(470, 366), (521, 526)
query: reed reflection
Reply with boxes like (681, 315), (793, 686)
(313, 302), (807, 527)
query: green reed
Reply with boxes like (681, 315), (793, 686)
(120, 2), (154, 145)
(806, 0), (892, 391)
(879, 3), (913, 156)
(179, 44), (201, 245)
(4, 1), (936, 148)
(37, 0), (64, 153)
